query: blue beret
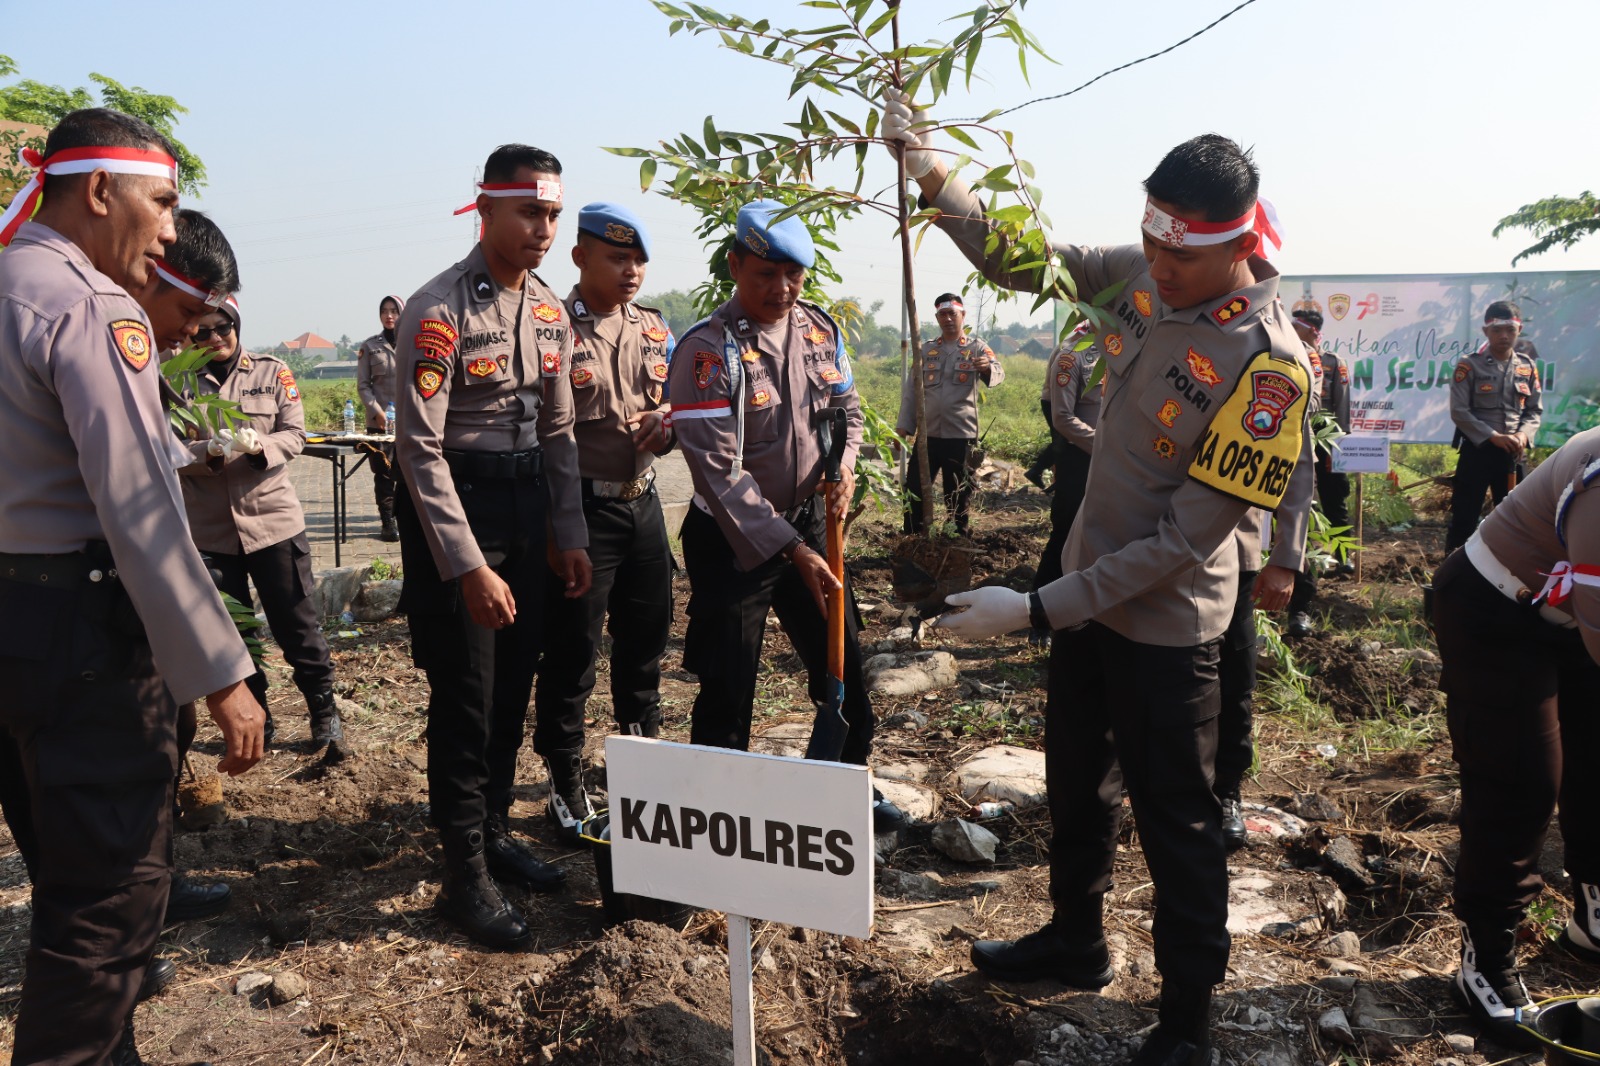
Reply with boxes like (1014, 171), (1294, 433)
(735, 199), (815, 270)
(577, 202), (651, 262)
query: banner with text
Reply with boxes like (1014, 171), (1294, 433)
(1282, 271), (1600, 446)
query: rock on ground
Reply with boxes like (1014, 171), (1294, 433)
(956, 745), (1048, 809)
(866, 650), (959, 696)
(930, 818), (999, 864)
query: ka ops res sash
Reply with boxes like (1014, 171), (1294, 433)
(1187, 349), (1311, 509)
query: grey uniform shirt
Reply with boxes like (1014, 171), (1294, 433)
(930, 180), (1310, 646)
(176, 351), (308, 554)
(669, 297), (860, 571)
(394, 244), (587, 580)
(1450, 348), (1542, 446)
(1477, 425), (1600, 663)
(565, 290), (676, 482)
(356, 332), (397, 427)
(1047, 332), (1103, 454)
(896, 332), (1003, 438)
(0, 221), (253, 705)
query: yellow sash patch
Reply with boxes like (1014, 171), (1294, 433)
(1187, 349), (1308, 509)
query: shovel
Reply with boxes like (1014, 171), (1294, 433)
(805, 406), (850, 762)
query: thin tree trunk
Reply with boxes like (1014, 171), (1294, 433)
(892, 11), (934, 530)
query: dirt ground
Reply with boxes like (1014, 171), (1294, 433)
(0, 483), (1591, 1066)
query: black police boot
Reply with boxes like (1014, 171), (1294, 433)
(305, 689), (349, 762)
(872, 787), (908, 834)
(379, 503), (400, 543)
(484, 812), (567, 892)
(1131, 983), (1215, 1066)
(138, 958), (177, 1002)
(164, 875), (232, 923)
(1453, 921), (1541, 1050)
(620, 713), (661, 739)
(1286, 612), (1314, 638)
(1218, 790), (1246, 852)
(545, 751), (592, 844)
(971, 904), (1115, 987)
(261, 707), (276, 747)
(1562, 882), (1600, 964)
(115, 1014), (215, 1066)
(438, 831), (533, 951)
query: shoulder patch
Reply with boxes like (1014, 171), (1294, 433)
(1211, 296), (1250, 325)
(416, 319), (458, 358)
(1187, 349), (1309, 509)
(694, 350), (723, 389)
(1453, 361), (1470, 383)
(276, 366), (300, 402)
(415, 358), (448, 400)
(109, 319), (151, 371)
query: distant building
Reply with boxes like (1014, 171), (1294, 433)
(274, 332), (338, 360)
(301, 359), (358, 380)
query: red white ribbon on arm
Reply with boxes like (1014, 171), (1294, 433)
(452, 180), (563, 215)
(0, 144), (180, 247)
(1532, 561), (1600, 608)
(1141, 196), (1282, 259)
(153, 258), (227, 307)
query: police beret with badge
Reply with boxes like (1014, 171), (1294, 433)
(736, 199), (815, 269)
(578, 202), (652, 262)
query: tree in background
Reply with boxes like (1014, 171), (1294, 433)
(0, 54), (207, 196)
(1494, 191), (1600, 265)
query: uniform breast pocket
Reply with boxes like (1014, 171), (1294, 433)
(240, 393), (279, 432)
(570, 362), (605, 422)
(1470, 386), (1502, 410)
(742, 380), (785, 444)
(1134, 369), (1212, 452)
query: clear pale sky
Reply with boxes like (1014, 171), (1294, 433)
(9, 0), (1599, 348)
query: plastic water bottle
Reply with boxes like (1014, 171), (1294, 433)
(343, 399), (356, 436)
(384, 402), (396, 436)
(970, 801), (1015, 821)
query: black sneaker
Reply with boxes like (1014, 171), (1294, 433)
(545, 752), (592, 845)
(970, 921), (1115, 987)
(1453, 925), (1541, 1050)
(1219, 794), (1246, 852)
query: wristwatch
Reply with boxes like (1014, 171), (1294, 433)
(1027, 589), (1051, 632)
(780, 535), (805, 562)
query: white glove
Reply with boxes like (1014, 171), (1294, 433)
(206, 429), (235, 458)
(227, 427), (264, 457)
(882, 89), (937, 180)
(934, 586), (1031, 640)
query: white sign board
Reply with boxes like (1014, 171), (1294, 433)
(604, 736), (874, 938)
(1331, 434), (1390, 474)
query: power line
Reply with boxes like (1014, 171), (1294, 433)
(958, 0), (1266, 121)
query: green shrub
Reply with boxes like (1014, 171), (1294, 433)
(852, 352), (1051, 463)
(299, 380), (360, 435)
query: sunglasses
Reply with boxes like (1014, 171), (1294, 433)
(194, 322), (236, 342)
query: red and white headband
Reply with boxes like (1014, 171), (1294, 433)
(935, 298), (964, 312)
(452, 180), (563, 216)
(154, 258), (227, 307)
(1141, 197), (1282, 259)
(0, 144), (180, 246)
(1485, 317), (1522, 328)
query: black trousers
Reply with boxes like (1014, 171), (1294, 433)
(534, 487), (673, 755)
(1433, 550), (1600, 928)
(681, 504), (875, 765)
(1214, 570), (1258, 797)
(1446, 440), (1522, 553)
(0, 567), (177, 1065)
(397, 469), (548, 840)
(1288, 451), (1353, 615)
(904, 436), (976, 535)
(365, 426), (397, 518)
(1046, 622), (1229, 986)
(209, 532), (333, 710)
(1027, 397), (1066, 476)
(1034, 443), (1091, 590)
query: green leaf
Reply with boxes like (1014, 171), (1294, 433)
(639, 157), (658, 192)
(1090, 279), (1128, 307)
(703, 116), (721, 155)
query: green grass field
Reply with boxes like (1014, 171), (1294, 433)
(853, 351), (1051, 462)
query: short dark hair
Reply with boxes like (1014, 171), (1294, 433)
(40, 108), (177, 200)
(1485, 300), (1521, 323)
(483, 144), (562, 183)
(934, 293), (963, 307)
(1143, 134), (1259, 223)
(167, 209), (240, 296)
(1292, 307), (1324, 330)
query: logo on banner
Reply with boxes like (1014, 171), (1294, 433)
(1328, 294), (1351, 321)
(1355, 293), (1379, 320)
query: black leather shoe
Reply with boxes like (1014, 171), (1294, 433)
(138, 958), (177, 1002)
(970, 922), (1115, 986)
(306, 690), (350, 762)
(1286, 612), (1314, 638)
(1131, 1029), (1214, 1066)
(872, 788), (908, 834)
(484, 815), (566, 892)
(164, 877), (231, 923)
(438, 853), (533, 951)
(1219, 795), (1246, 852)
(261, 708), (276, 747)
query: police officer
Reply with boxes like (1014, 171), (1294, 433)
(1285, 305), (1354, 636)
(1032, 324), (1101, 596)
(905, 117), (1308, 1065)
(533, 203), (675, 842)
(670, 199), (904, 832)
(395, 143), (591, 950)
(1445, 300), (1542, 553)
(357, 295), (403, 542)
(0, 107), (263, 1066)
(1433, 426), (1600, 1048)
(176, 295), (348, 759)
(897, 293), (1003, 535)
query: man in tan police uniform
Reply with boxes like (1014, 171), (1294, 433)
(899, 110), (1308, 1065)
(1446, 299), (1542, 553)
(0, 107), (263, 1066)
(1032, 325), (1102, 601)
(897, 292), (1003, 534)
(395, 143), (591, 950)
(533, 202), (676, 842)
(357, 295), (404, 540)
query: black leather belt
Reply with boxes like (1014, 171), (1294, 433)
(442, 448), (543, 481)
(0, 546), (118, 587)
